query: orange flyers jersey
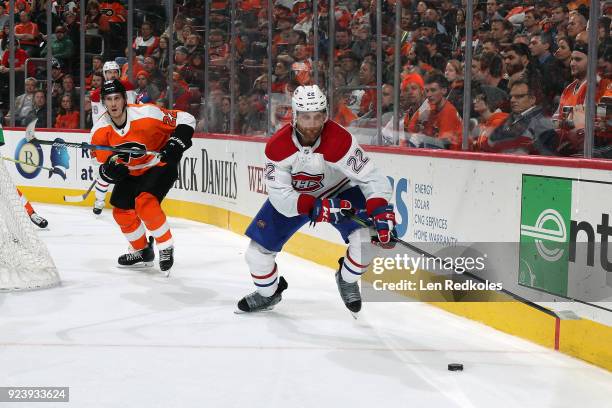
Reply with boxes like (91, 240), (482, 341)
(405, 100), (463, 150)
(90, 104), (196, 176)
(557, 77), (610, 113)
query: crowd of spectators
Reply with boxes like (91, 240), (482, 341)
(0, 0), (610, 157)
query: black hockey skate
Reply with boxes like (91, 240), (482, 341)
(235, 276), (288, 313)
(29, 212), (48, 229)
(335, 257), (362, 318)
(93, 200), (105, 215)
(118, 236), (155, 268)
(159, 246), (174, 277)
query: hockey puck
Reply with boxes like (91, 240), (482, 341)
(448, 363), (463, 371)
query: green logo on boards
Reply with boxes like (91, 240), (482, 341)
(519, 175), (572, 296)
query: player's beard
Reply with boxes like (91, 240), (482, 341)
(296, 125), (323, 146)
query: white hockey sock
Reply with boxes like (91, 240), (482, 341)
(341, 250), (370, 283)
(245, 241), (279, 297)
(94, 178), (109, 202)
(340, 229), (374, 283)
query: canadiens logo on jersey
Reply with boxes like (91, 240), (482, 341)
(291, 172), (324, 192)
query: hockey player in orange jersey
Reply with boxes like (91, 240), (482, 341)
(90, 60), (137, 215)
(89, 80), (195, 275)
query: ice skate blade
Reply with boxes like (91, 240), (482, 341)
(117, 262), (155, 269)
(350, 311), (359, 320)
(233, 306), (275, 314)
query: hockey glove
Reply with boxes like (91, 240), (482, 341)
(160, 125), (193, 164)
(99, 155), (129, 184)
(309, 198), (352, 225)
(370, 204), (396, 248)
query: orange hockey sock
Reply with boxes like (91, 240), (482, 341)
(112, 208), (147, 250)
(134, 192), (173, 250)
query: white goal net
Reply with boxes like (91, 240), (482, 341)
(0, 160), (59, 291)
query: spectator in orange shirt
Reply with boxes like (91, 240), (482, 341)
(13, 0), (30, 14)
(0, 38), (29, 98)
(291, 44), (312, 85)
(119, 47), (145, 82)
(55, 94), (80, 129)
(356, 60), (376, 116)
(401, 73), (426, 122)
(333, 91), (358, 127)
(14, 11), (39, 56)
(99, 0), (126, 57)
(472, 89), (510, 150)
(272, 15), (295, 53)
(404, 71), (463, 150)
(381, 75), (425, 146)
(555, 43), (610, 156)
(98, 0), (126, 33)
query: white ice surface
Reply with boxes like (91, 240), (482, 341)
(0, 204), (611, 408)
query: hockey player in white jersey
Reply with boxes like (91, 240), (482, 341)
(237, 85), (396, 316)
(90, 61), (136, 215)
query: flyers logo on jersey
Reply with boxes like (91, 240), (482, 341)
(115, 142), (147, 163)
(292, 172), (324, 192)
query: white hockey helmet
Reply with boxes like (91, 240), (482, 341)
(291, 84), (328, 126)
(103, 61), (121, 80)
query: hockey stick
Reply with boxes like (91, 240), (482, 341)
(0, 155), (64, 178)
(343, 210), (565, 319)
(63, 179), (97, 202)
(24, 119), (161, 157)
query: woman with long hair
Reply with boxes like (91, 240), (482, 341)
(152, 35), (170, 74)
(554, 36), (574, 86)
(189, 52), (205, 89)
(54, 94), (79, 129)
(451, 8), (466, 57)
(444, 59), (465, 114)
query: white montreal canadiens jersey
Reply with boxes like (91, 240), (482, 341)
(264, 121), (392, 217)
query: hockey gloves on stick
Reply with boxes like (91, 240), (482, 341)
(370, 204), (396, 248)
(160, 125), (193, 164)
(99, 155), (129, 184)
(309, 198), (352, 225)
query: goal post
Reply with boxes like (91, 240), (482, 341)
(0, 160), (59, 291)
